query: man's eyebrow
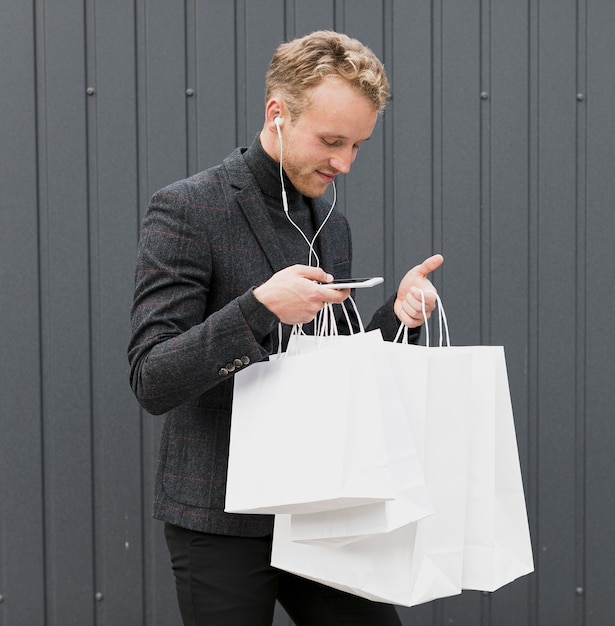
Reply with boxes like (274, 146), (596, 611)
(323, 133), (372, 142)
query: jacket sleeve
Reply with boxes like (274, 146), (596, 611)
(127, 183), (278, 415)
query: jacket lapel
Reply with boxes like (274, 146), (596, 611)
(224, 150), (288, 274)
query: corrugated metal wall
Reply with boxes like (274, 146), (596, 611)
(1, 0), (614, 624)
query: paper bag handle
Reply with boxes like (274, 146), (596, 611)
(394, 289), (450, 347)
(312, 295), (365, 337)
(281, 295), (366, 357)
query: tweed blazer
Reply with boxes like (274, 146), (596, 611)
(128, 145), (411, 536)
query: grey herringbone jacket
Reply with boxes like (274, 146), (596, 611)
(128, 145), (408, 536)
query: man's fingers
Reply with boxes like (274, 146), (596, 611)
(412, 253), (444, 278)
(300, 267), (332, 283)
(407, 286), (437, 319)
(409, 285), (437, 304)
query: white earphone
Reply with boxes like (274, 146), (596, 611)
(275, 116), (289, 214)
(273, 112), (336, 267)
(274, 117), (283, 140)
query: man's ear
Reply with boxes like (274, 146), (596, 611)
(265, 98), (286, 130)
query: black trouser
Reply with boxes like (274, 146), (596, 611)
(164, 523), (402, 626)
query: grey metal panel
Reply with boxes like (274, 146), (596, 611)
(141, 0), (189, 196)
(584, 0), (615, 623)
(487, 0), (535, 624)
(488, 0), (533, 460)
(535, 1), (580, 624)
(391, 0), (436, 316)
(437, 0), (482, 348)
(35, 0), (96, 623)
(0, 0), (46, 624)
(87, 1), (145, 623)
(243, 0), (285, 145)
(294, 0), (335, 35)
(195, 1), (238, 170)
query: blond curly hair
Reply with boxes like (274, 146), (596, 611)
(265, 30), (389, 120)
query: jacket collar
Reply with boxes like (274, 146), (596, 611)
(223, 147), (336, 274)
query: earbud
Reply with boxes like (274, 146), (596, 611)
(273, 116), (288, 211)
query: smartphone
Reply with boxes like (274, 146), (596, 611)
(320, 277), (384, 289)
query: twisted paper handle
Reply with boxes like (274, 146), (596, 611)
(394, 289), (450, 347)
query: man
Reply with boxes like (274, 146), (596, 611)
(129, 30), (443, 626)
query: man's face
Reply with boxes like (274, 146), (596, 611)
(279, 76), (379, 198)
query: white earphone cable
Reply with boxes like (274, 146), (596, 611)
(276, 120), (336, 267)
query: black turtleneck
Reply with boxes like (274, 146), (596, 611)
(243, 135), (321, 267)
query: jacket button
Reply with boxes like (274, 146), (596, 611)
(241, 356), (250, 365)
(218, 367), (229, 376)
(226, 362), (236, 372)
(234, 358), (243, 368)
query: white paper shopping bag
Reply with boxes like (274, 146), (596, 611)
(411, 291), (534, 591)
(272, 346), (473, 607)
(275, 514), (426, 604)
(450, 344), (534, 591)
(225, 330), (397, 515)
(388, 345), (473, 602)
(289, 345), (433, 545)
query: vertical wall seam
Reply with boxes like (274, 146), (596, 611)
(574, 0), (588, 619)
(184, 0), (189, 175)
(184, 0), (196, 176)
(234, 0), (247, 147)
(136, 0), (149, 236)
(527, 0), (540, 622)
(84, 0), (98, 619)
(35, 0), (52, 619)
(133, 0), (148, 622)
(334, 0), (345, 36)
(431, 0), (443, 286)
(33, 0), (49, 619)
(288, 0), (294, 38)
(479, 3), (493, 622)
(479, 0), (492, 349)
(383, 0), (395, 289)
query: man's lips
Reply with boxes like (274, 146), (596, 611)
(317, 171), (337, 184)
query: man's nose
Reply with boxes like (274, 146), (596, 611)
(329, 150), (353, 174)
